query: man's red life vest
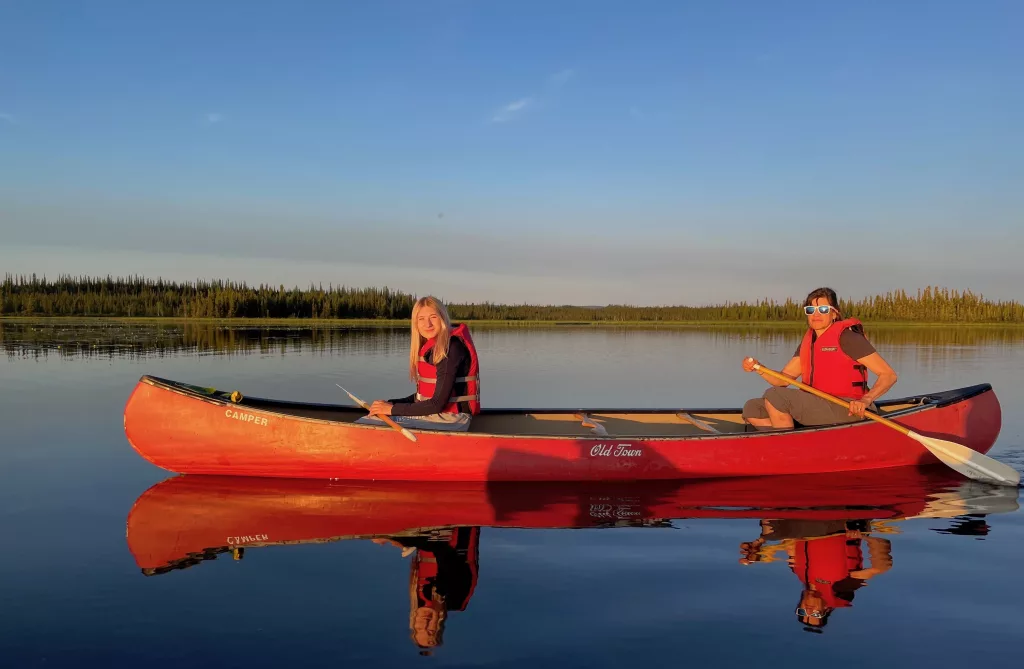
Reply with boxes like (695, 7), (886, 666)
(416, 323), (481, 415)
(792, 534), (864, 609)
(798, 318), (869, 400)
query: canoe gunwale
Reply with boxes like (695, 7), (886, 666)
(134, 374), (993, 442)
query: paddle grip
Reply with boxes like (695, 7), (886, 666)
(367, 412), (417, 442)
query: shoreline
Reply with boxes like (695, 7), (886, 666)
(3, 316), (1023, 329)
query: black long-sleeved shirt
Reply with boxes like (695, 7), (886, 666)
(392, 529), (478, 610)
(389, 337), (470, 416)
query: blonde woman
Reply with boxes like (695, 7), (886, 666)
(362, 296), (480, 432)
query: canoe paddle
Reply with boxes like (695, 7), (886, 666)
(746, 359), (1020, 487)
(336, 384), (417, 443)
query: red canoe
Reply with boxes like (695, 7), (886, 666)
(126, 468), (1020, 574)
(122, 375), (1002, 481)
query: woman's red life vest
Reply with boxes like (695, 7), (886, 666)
(798, 318), (869, 400)
(411, 527), (480, 612)
(415, 323), (481, 415)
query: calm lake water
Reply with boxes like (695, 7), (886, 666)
(2, 321), (1023, 667)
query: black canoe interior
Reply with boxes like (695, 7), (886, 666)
(141, 376), (992, 439)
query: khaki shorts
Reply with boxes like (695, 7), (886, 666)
(355, 412), (472, 432)
(742, 387), (875, 427)
(758, 519), (851, 541)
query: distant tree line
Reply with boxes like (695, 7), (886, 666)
(3, 274), (1023, 323)
(7, 319), (1024, 363)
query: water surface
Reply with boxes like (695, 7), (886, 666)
(2, 321), (1022, 666)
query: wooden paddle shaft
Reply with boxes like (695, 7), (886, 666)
(377, 414), (409, 433)
(336, 384), (416, 441)
(349, 395), (409, 434)
(751, 362), (910, 435)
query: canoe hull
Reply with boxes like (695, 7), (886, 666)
(126, 468), (1020, 573)
(123, 376), (1003, 481)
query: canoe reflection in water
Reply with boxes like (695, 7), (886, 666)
(125, 466), (1019, 649)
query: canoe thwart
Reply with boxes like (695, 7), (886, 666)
(575, 412), (609, 437)
(676, 412), (721, 434)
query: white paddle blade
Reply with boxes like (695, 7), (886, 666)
(910, 432), (1021, 487)
(400, 428), (417, 442)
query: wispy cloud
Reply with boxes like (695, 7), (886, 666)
(487, 67), (575, 124)
(490, 97), (533, 123)
(548, 68), (575, 89)
(203, 112), (225, 125)
(0, 113), (15, 124)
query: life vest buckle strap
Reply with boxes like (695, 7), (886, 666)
(415, 375), (478, 386)
(416, 393), (480, 403)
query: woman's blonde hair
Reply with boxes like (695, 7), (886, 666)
(409, 562), (447, 650)
(409, 296), (452, 382)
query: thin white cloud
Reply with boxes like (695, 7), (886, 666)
(490, 97), (533, 123)
(487, 67), (575, 124)
(548, 68), (575, 89)
(0, 113), (15, 124)
(203, 112), (225, 125)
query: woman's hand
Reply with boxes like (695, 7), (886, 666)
(742, 357), (760, 373)
(848, 399), (869, 418)
(372, 538), (403, 548)
(369, 400), (393, 416)
(372, 537), (417, 557)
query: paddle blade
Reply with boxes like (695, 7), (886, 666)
(399, 427), (417, 442)
(910, 432), (1021, 487)
(335, 384), (369, 409)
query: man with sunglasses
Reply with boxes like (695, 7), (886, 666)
(741, 287), (899, 429)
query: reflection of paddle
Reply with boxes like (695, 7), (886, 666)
(902, 480), (1020, 519)
(747, 360), (1020, 487)
(337, 384), (417, 443)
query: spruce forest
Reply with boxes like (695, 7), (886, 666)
(3, 274), (1022, 323)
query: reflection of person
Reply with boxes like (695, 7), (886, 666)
(739, 519), (893, 632)
(741, 287), (898, 429)
(374, 527), (480, 653)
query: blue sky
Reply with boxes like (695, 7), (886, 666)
(1, 0), (1022, 305)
